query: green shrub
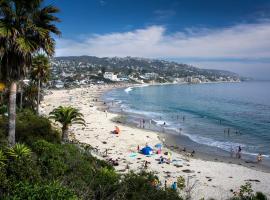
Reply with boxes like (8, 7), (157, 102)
(254, 192), (267, 200)
(0, 105), (7, 115)
(4, 181), (78, 200)
(31, 140), (68, 179)
(6, 143), (31, 159)
(116, 171), (182, 200)
(0, 149), (7, 166)
(0, 116), (8, 146)
(231, 182), (268, 200)
(6, 154), (41, 184)
(16, 109), (61, 144)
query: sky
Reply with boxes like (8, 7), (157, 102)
(46, 0), (270, 80)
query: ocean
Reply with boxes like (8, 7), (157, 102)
(102, 81), (270, 165)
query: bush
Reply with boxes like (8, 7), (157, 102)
(5, 153), (41, 184)
(0, 105), (7, 115)
(231, 182), (268, 200)
(116, 171), (182, 200)
(31, 140), (69, 179)
(4, 181), (78, 200)
(16, 109), (61, 144)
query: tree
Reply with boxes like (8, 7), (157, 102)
(23, 82), (38, 110)
(31, 54), (50, 114)
(0, 0), (61, 146)
(49, 106), (86, 141)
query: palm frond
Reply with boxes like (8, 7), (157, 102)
(6, 143), (31, 159)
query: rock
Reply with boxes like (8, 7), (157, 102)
(245, 179), (260, 182)
(182, 169), (194, 173)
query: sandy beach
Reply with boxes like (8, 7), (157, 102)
(41, 84), (270, 200)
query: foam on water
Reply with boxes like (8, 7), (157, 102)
(124, 87), (133, 93)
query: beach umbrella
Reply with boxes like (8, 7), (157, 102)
(155, 143), (163, 149)
(141, 146), (153, 155)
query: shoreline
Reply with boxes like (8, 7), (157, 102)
(42, 84), (270, 199)
(102, 83), (270, 173)
(105, 109), (270, 174)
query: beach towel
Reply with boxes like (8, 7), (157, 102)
(129, 153), (138, 158)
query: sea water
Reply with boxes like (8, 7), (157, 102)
(103, 81), (270, 163)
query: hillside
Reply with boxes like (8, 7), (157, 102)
(52, 56), (239, 79)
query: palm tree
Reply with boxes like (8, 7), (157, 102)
(23, 82), (38, 110)
(0, 0), (61, 146)
(49, 106), (86, 141)
(31, 54), (50, 114)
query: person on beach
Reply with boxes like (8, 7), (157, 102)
(159, 156), (164, 164)
(113, 126), (120, 134)
(237, 146), (242, 159)
(257, 153), (263, 163)
(144, 161), (148, 169)
(171, 182), (177, 191)
(179, 128), (182, 135)
(230, 146), (234, 158)
(238, 146), (242, 153)
(137, 145), (140, 152)
(142, 119), (145, 128)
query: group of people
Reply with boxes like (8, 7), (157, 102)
(230, 146), (264, 163)
(230, 146), (242, 159)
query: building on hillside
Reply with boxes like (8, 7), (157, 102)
(55, 80), (64, 89)
(144, 72), (158, 80)
(103, 72), (118, 81)
(186, 76), (193, 83)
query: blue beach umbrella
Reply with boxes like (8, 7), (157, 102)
(141, 146), (153, 155)
(155, 143), (163, 149)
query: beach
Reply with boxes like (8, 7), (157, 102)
(41, 84), (270, 200)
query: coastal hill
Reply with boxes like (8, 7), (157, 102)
(51, 56), (240, 87)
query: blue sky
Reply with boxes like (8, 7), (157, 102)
(47, 0), (270, 79)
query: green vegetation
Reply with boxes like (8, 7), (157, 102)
(231, 182), (267, 200)
(0, 110), (182, 199)
(0, 1), (266, 200)
(31, 54), (51, 114)
(0, 0), (61, 146)
(49, 106), (86, 141)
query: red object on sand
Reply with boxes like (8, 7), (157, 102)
(115, 126), (120, 134)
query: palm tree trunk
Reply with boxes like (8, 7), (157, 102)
(8, 81), (17, 146)
(37, 79), (40, 114)
(62, 125), (69, 142)
(20, 84), (23, 110)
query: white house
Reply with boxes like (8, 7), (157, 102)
(104, 72), (118, 81)
(144, 72), (158, 80)
(55, 80), (64, 88)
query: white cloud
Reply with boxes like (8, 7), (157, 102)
(56, 22), (270, 60)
